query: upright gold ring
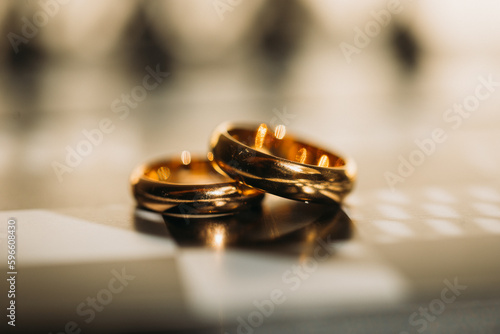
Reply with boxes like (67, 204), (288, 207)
(131, 153), (264, 216)
(210, 123), (356, 204)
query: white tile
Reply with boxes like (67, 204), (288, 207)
(177, 248), (409, 319)
(469, 186), (500, 202)
(424, 219), (463, 236)
(422, 203), (459, 218)
(473, 218), (500, 234)
(375, 189), (410, 204)
(0, 210), (177, 266)
(372, 220), (414, 238)
(424, 187), (456, 203)
(377, 204), (410, 220)
(473, 203), (500, 218)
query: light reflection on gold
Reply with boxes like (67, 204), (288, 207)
(274, 124), (286, 140)
(254, 123), (268, 149)
(207, 186), (234, 196)
(181, 151), (192, 165)
(318, 155), (329, 167)
(306, 230), (317, 242)
(214, 233), (224, 247)
(207, 225), (226, 250)
(299, 230), (318, 263)
(207, 152), (214, 161)
(302, 186), (315, 194)
(157, 166), (170, 181)
(296, 147), (307, 164)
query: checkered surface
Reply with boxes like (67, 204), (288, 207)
(2, 184), (500, 333)
(346, 186), (500, 244)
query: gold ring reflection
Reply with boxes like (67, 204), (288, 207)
(161, 200), (351, 253)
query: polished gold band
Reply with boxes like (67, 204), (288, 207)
(130, 154), (264, 216)
(210, 123), (356, 204)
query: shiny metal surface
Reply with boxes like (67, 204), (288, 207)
(211, 122), (356, 204)
(131, 154), (264, 216)
(161, 197), (351, 251)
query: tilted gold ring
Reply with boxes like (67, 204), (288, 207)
(130, 152), (264, 216)
(210, 123), (356, 204)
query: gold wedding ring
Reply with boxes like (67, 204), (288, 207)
(131, 152), (264, 216)
(210, 123), (356, 204)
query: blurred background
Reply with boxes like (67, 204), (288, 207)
(1, 0), (498, 210)
(1, 1), (500, 333)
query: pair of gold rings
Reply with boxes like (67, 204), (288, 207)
(131, 122), (356, 216)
